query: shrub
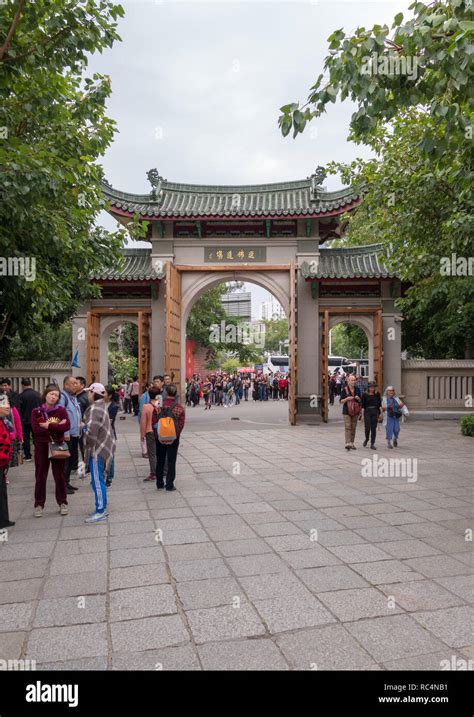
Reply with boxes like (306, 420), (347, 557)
(460, 415), (474, 437)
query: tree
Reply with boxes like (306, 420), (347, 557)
(187, 284), (230, 347)
(327, 110), (474, 358)
(108, 355), (137, 385)
(8, 321), (72, 361)
(278, 0), (474, 357)
(109, 323), (138, 358)
(262, 319), (289, 353)
(187, 283), (263, 364)
(0, 0), (147, 364)
(330, 324), (368, 359)
(221, 358), (241, 374)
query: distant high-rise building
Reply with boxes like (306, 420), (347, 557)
(221, 291), (251, 322)
(260, 297), (286, 321)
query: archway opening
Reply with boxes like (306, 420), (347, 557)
(183, 278), (290, 428)
(107, 320), (138, 389)
(328, 320), (370, 420)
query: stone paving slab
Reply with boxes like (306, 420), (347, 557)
(276, 624), (379, 670)
(198, 638), (289, 670)
(0, 416), (471, 670)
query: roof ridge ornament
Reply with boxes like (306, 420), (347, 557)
(146, 168), (166, 202)
(309, 166), (327, 203)
(308, 166), (327, 211)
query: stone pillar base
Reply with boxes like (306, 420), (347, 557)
(296, 396), (324, 424)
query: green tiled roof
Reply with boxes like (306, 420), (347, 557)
(300, 244), (396, 279)
(91, 249), (164, 281)
(102, 177), (361, 219)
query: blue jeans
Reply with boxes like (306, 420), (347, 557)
(386, 415), (400, 441)
(259, 384), (265, 401)
(89, 456), (107, 514)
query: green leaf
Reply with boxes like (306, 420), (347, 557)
(393, 13), (403, 27)
(279, 103), (298, 114)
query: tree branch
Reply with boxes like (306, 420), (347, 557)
(0, 0), (26, 62)
(0, 313), (12, 342)
(2, 25), (74, 64)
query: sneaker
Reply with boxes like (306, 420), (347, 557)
(345, 443), (351, 451)
(66, 485), (77, 494)
(24, 458), (32, 462)
(85, 512), (108, 524)
(351, 444), (357, 450)
(363, 439), (368, 447)
(59, 504), (68, 516)
(34, 506), (43, 518)
(143, 475), (155, 482)
(165, 485), (176, 492)
(370, 444), (376, 450)
(156, 481), (164, 490)
(105, 479), (112, 487)
(387, 441), (393, 449)
(393, 439), (398, 447)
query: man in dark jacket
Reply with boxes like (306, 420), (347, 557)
(75, 377), (89, 465)
(18, 378), (41, 461)
(0, 379), (20, 411)
(153, 384), (185, 492)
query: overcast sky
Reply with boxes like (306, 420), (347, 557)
(90, 0), (411, 316)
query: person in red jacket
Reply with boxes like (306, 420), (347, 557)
(31, 383), (70, 517)
(0, 397), (14, 528)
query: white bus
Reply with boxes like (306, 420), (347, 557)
(263, 355), (289, 375)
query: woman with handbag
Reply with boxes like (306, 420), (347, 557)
(340, 374), (362, 450)
(31, 384), (70, 517)
(382, 386), (407, 449)
(361, 381), (382, 450)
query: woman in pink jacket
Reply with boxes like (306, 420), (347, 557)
(4, 403), (23, 472)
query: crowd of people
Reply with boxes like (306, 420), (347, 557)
(329, 368), (369, 405)
(184, 372), (289, 408)
(0, 367), (409, 532)
(0, 373), (185, 531)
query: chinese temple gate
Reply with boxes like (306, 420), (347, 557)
(73, 168), (403, 424)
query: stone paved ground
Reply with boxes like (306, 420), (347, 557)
(0, 410), (472, 671)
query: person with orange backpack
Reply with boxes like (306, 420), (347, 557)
(152, 384), (185, 491)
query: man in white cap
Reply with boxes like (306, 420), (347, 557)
(82, 383), (116, 523)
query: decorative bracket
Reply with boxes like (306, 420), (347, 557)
(156, 220), (164, 239)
